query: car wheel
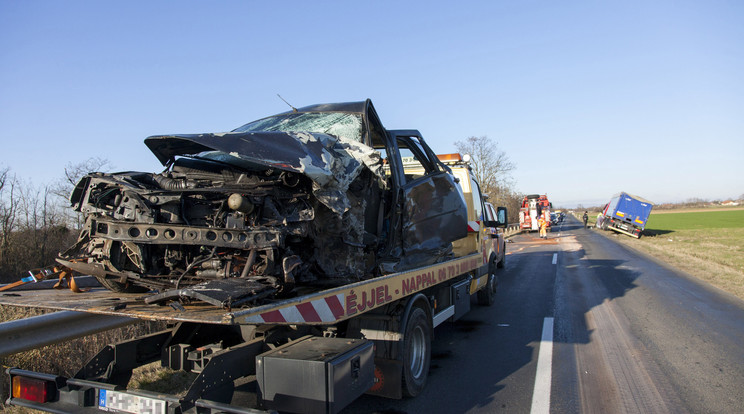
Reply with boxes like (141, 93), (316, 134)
(100, 240), (149, 293)
(94, 275), (148, 293)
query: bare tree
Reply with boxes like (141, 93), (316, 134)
(454, 136), (516, 198)
(0, 167), (19, 275)
(52, 157), (112, 229)
(1, 166), (83, 281)
(18, 184), (70, 269)
(491, 185), (525, 225)
(453, 136), (522, 223)
(52, 157), (112, 199)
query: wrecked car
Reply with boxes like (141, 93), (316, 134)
(58, 100), (468, 308)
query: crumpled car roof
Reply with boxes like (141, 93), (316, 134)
(144, 131), (383, 215)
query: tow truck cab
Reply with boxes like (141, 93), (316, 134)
(402, 152), (507, 298)
(435, 154), (506, 266)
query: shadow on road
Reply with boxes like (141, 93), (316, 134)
(343, 217), (643, 413)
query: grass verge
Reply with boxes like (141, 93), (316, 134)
(596, 210), (744, 301)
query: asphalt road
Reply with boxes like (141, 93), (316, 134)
(343, 216), (744, 413)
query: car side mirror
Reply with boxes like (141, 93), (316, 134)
(496, 207), (507, 228)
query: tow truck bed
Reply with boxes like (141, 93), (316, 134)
(0, 287), (234, 324)
(0, 254), (482, 326)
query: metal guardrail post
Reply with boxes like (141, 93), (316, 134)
(503, 223), (520, 237)
(0, 311), (135, 357)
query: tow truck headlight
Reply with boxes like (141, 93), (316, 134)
(12, 375), (52, 403)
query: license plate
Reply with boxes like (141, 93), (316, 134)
(98, 389), (166, 414)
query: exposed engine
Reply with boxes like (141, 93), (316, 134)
(59, 154), (383, 308)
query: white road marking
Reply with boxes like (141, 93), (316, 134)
(552, 253), (557, 265)
(530, 317), (554, 414)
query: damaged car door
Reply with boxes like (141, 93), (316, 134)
(381, 130), (468, 272)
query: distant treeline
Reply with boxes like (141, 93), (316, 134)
(564, 196), (744, 213)
(0, 164), (86, 283)
(654, 197), (743, 210)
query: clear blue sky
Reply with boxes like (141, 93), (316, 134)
(2, 1), (742, 208)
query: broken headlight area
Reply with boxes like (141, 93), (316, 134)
(59, 134), (386, 309)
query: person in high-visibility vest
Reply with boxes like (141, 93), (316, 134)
(538, 216), (548, 239)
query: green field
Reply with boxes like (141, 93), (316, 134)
(646, 210), (744, 231)
(608, 209), (744, 301)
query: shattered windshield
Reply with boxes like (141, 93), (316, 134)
(233, 112), (364, 143)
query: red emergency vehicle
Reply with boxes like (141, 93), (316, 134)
(519, 194), (552, 231)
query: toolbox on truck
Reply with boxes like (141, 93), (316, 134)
(452, 278), (471, 321)
(256, 336), (374, 414)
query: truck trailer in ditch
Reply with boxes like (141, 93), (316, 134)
(599, 192), (654, 238)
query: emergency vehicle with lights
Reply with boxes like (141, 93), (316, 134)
(519, 194), (552, 232)
(4, 140), (508, 413)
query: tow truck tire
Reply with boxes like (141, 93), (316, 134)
(477, 272), (497, 306)
(400, 306), (431, 397)
(497, 249), (505, 269)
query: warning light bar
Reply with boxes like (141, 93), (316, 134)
(437, 153), (462, 162)
(437, 153), (471, 165)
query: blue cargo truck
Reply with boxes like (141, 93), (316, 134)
(600, 192), (654, 238)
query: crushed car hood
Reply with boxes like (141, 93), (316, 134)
(145, 131), (383, 215)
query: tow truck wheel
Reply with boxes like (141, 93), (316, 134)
(477, 269), (497, 306)
(400, 306), (431, 397)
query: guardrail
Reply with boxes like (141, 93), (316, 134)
(0, 311), (135, 357)
(504, 222), (521, 238)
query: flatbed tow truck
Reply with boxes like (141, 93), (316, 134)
(3, 251), (490, 413)
(2, 101), (507, 414)
(3, 208), (506, 414)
